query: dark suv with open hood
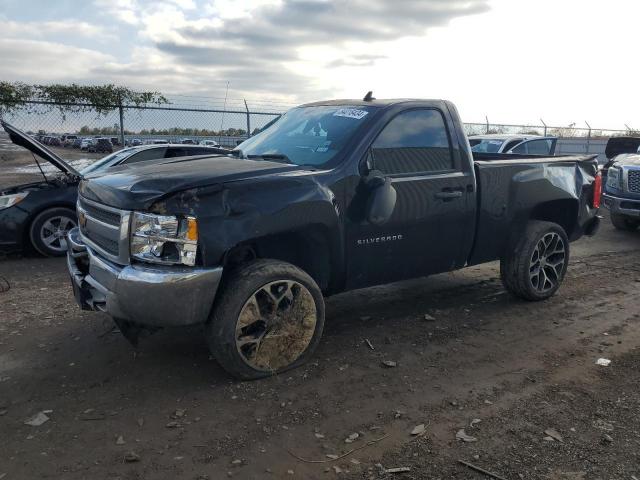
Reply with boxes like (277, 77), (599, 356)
(0, 122), (229, 256)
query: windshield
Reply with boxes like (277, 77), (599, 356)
(80, 149), (134, 175)
(234, 105), (379, 166)
(469, 139), (504, 153)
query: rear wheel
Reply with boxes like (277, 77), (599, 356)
(206, 259), (325, 380)
(29, 207), (77, 257)
(501, 221), (569, 301)
(611, 213), (639, 231)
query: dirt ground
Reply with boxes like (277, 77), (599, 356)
(1, 214), (639, 480)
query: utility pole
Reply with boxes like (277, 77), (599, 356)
(244, 99), (251, 139)
(118, 93), (125, 147)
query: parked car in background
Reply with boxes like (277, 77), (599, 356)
(66, 97), (601, 379)
(468, 134), (557, 155)
(80, 138), (93, 151)
(181, 138), (196, 144)
(602, 136), (640, 231)
(129, 138), (142, 146)
(0, 121), (231, 257)
(49, 137), (62, 147)
(89, 137), (114, 154)
(151, 139), (169, 144)
(72, 138), (82, 149)
(601, 137), (640, 178)
(200, 139), (222, 147)
(63, 135), (78, 147)
(110, 137), (120, 146)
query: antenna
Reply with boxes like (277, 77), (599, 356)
(363, 91), (375, 102)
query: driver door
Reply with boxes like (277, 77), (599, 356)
(345, 108), (475, 289)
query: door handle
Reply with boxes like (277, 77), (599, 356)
(435, 190), (463, 200)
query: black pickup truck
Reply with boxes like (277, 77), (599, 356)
(67, 96), (601, 379)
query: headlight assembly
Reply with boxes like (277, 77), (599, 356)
(606, 167), (621, 190)
(130, 212), (198, 266)
(0, 192), (29, 210)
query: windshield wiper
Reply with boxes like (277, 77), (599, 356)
(246, 153), (293, 165)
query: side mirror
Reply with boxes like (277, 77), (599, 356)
(365, 172), (397, 226)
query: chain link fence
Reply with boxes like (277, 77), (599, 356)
(1, 97), (636, 160)
(1, 96), (287, 148)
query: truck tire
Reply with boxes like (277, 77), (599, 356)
(206, 259), (325, 380)
(500, 221), (569, 301)
(610, 213), (639, 232)
(29, 207), (77, 257)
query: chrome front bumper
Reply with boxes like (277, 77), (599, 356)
(66, 227), (223, 327)
(602, 193), (640, 217)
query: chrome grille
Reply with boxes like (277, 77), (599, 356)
(628, 170), (640, 193)
(79, 199), (120, 226)
(85, 230), (119, 256)
(77, 196), (130, 265)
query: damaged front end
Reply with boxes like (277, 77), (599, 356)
(66, 220), (223, 344)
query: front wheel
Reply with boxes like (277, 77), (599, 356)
(611, 213), (639, 232)
(206, 259), (325, 380)
(29, 207), (77, 257)
(500, 221), (569, 301)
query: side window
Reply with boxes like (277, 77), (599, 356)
(503, 139), (523, 152)
(122, 147), (167, 164)
(164, 147), (188, 158)
(191, 147), (218, 155)
(371, 109), (453, 175)
(511, 139), (553, 155)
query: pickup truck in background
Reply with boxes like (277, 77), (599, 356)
(468, 134), (557, 155)
(602, 136), (640, 231)
(66, 95), (601, 379)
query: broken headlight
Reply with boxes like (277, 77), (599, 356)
(130, 212), (198, 266)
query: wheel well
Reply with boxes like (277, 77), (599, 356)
(529, 200), (578, 237)
(223, 226), (332, 291)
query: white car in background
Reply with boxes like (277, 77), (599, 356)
(79, 138), (93, 151)
(469, 134), (558, 155)
(199, 139), (222, 147)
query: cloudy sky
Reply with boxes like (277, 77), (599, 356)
(1, 0), (638, 128)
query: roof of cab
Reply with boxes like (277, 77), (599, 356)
(299, 98), (446, 108)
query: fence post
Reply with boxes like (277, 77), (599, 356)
(244, 99), (251, 139)
(118, 96), (125, 147)
(540, 118), (547, 137)
(585, 121), (592, 154)
(485, 116), (490, 134)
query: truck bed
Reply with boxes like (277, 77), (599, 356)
(468, 154), (599, 266)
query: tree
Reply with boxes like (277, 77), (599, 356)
(0, 81), (168, 117)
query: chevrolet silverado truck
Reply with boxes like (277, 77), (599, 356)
(66, 96), (602, 380)
(602, 136), (640, 231)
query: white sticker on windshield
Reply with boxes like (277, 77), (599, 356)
(489, 140), (502, 145)
(333, 108), (369, 120)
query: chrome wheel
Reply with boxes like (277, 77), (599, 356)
(529, 232), (566, 293)
(40, 215), (76, 253)
(235, 280), (317, 372)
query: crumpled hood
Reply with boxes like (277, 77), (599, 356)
(79, 155), (304, 210)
